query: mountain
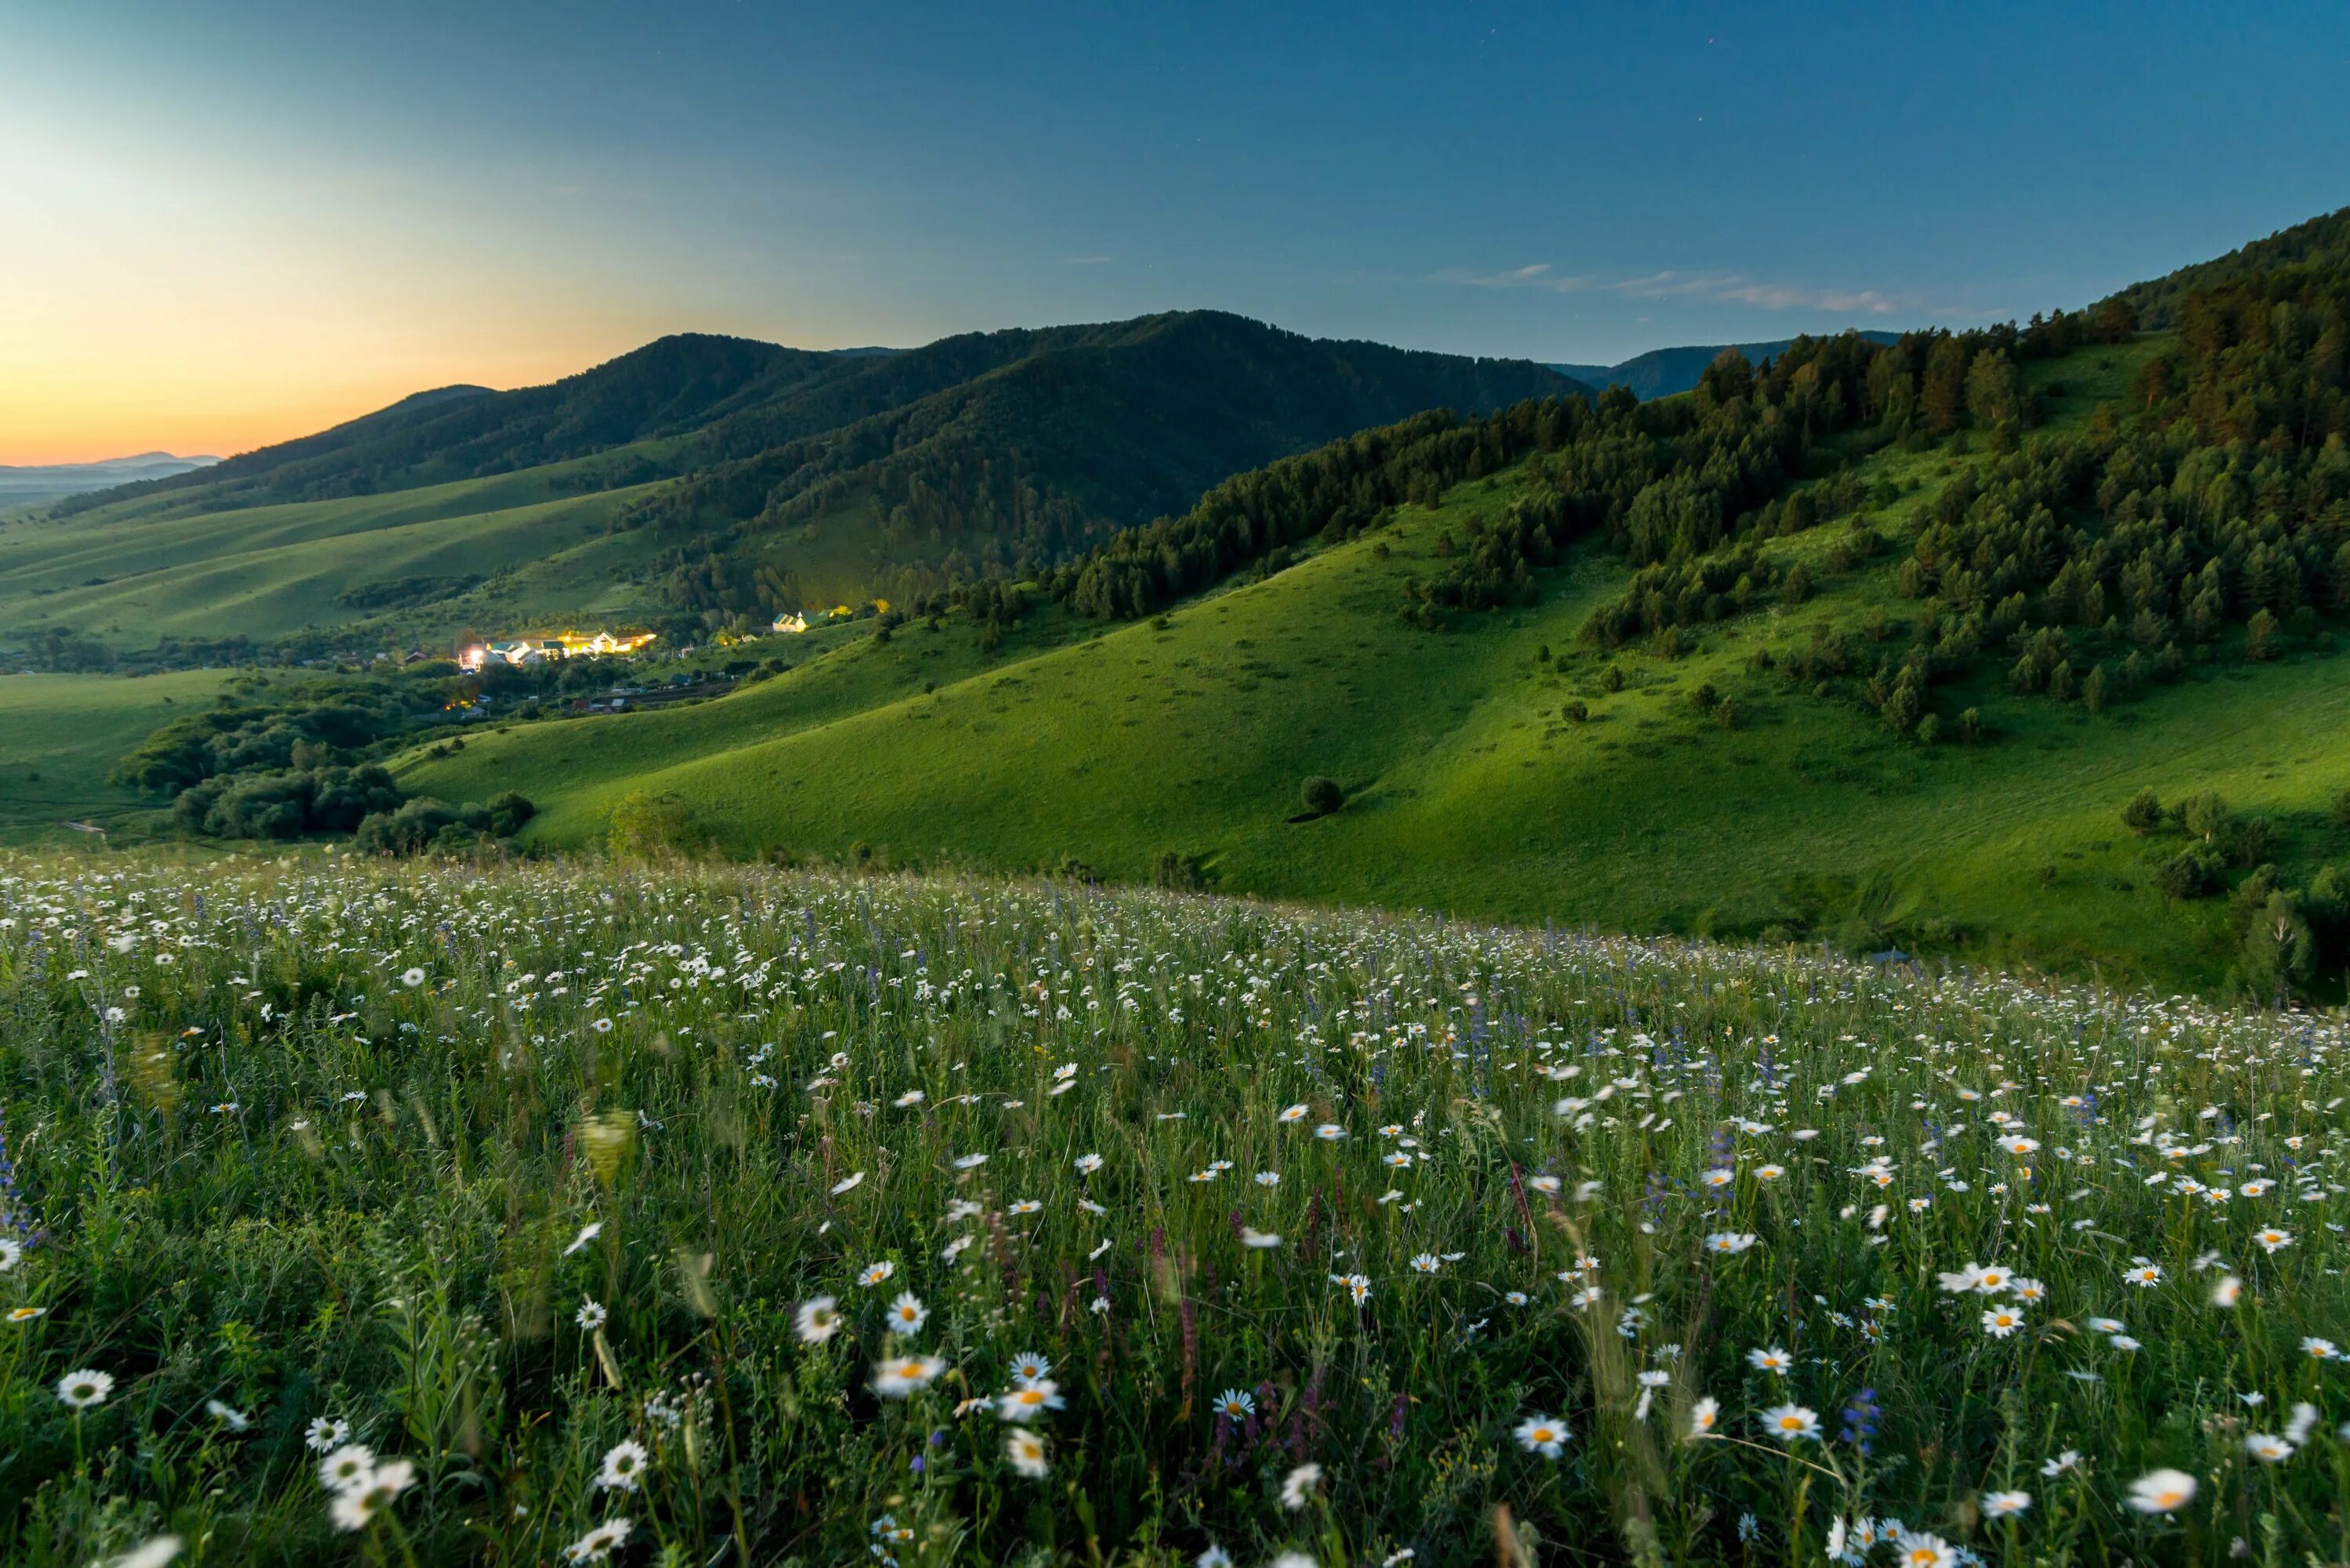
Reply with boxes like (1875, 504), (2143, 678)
(2105, 204), (2350, 329)
(0, 452), (218, 506)
(1552, 331), (1904, 400)
(384, 209), (2350, 1001)
(5, 314), (1583, 656)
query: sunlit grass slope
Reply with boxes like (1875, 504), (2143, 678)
(0, 447), (680, 651)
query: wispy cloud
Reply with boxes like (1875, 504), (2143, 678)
(1064, 254), (1112, 266)
(1433, 263), (1903, 315)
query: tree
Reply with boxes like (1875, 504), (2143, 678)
(1300, 777), (1343, 817)
(2121, 786), (2164, 836)
(1921, 337), (1970, 434)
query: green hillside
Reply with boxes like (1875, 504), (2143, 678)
(400, 209), (2350, 999)
(0, 668), (252, 840)
(404, 351), (2311, 993)
(11, 315), (1580, 661)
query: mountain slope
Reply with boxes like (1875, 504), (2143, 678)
(1551, 331), (1904, 399)
(17, 315), (1582, 653)
(398, 206), (2350, 998)
(2107, 204), (2350, 329)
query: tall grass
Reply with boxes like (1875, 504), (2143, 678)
(1, 853), (2345, 1564)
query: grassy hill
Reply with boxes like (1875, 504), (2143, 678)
(13, 316), (1581, 659)
(400, 334), (2344, 992)
(0, 668), (252, 840)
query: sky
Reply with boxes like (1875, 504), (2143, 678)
(3, 1), (2347, 465)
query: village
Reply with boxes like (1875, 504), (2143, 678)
(451, 602), (880, 674)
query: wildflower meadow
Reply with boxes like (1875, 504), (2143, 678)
(1, 854), (2347, 1565)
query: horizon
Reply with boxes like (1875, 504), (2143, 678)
(5, 1), (2347, 464)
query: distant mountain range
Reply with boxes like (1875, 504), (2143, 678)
(0, 451), (218, 506)
(1552, 331), (1905, 400)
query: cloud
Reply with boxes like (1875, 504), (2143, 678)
(1434, 263), (1903, 314)
(1064, 255), (1112, 266)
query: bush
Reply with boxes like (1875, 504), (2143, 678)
(485, 791), (537, 837)
(1300, 777), (1343, 817)
(2153, 844), (2228, 901)
(1151, 849), (1208, 891)
(1561, 699), (1589, 724)
(355, 798), (482, 857)
(2121, 787), (2164, 836)
(607, 792), (703, 858)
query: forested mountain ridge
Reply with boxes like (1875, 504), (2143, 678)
(2106, 204), (2350, 330)
(629, 310), (1587, 613)
(1551, 331), (1905, 400)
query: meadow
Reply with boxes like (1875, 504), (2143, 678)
(2, 853), (2346, 1565)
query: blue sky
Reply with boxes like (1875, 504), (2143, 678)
(4, 1), (2347, 459)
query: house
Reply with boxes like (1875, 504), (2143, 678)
(772, 612), (808, 634)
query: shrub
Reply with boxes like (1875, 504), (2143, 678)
(1151, 849), (1208, 891)
(1300, 777), (1344, 817)
(2121, 787), (2164, 836)
(2153, 844), (2227, 900)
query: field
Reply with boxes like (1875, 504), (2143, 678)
(394, 341), (2348, 995)
(1, 854), (2345, 1565)
(0, 670), (251, 843)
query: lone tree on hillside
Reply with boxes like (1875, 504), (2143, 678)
(1301, 777), (1344, 818)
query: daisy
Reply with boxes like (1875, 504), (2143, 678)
(563, 1519), (634, 1563)
(2212, 1275), (2243, 1307)
(830, 1171), (866, 1194)
(1008, 1200), (1043, 1216)
(997, 1379), (1065, 1422)
(1409, 1253), (1441, 1274)
(796, 1295), (842, 1343)
(2244, 1433), (2295, 1463)
(401, 967), (425, 988)
(562, 1221), (602, 1257)
(595, 1439), (649, 1492)
(858, 1261), (897, 1288)
(1759, 1403), (1821, 1442)
(1936, 1264), (1988, 1293)
(1345, 1274), (1372, 1305)
(56, 1368), (114, 1409)
(2040, 1450), (2081, 1477)
(1279, 1461), (1324, 1510)
(575, 1299), (607, 1331)
(1005, 1429), (1050, 1479)
(1254, 1171), (1281, 1187)
(1891, 1532), (1956, 1568)
(1278, 1104), (1309, 1123)
(8, 1306), (46, 1323)
(886, 1292), (928, 1335)
(2087, 1317), (2126, 1334)
(2304, 1337), (2343, 1361)
(1074, 1154), (1103, 1174)
(870, 1355), (948, 1398)
(2007, 1277), (2048, 1303)
(1705, 1233), (1757, 1255)
(2122, 1263), (2164, 1288)
(2125, 1468), (2197, 1513)
(1314, 1124), (1345, 1141)
(205, 1399), (249, 1431)
(306, 1416), (352, 1454)
(1513, 1413), (1571, 1457)
(1504, 1291), (1529, 1306)
(330, 1458), (414, 1532)
(1983, 1490), (2030, 1517)
(1212, 1388), (1256, 1420)
(1747, 1346), (1793, 1375)
(318, 1443), (375, 1492)
(1241, 1228), (1282, 1248)
(1981, 1305), (2026, 1338)
(1008, 1352), (1053, 1383)
(2255, 1228), (2294, 1254)
(0, 1239), (19, 1271)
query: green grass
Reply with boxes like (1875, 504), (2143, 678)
(0, 670), (252, 842)
(2, 854), (2344, 1563)
(403, 349), (2333, 994)
(0, 447), (682, 653)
